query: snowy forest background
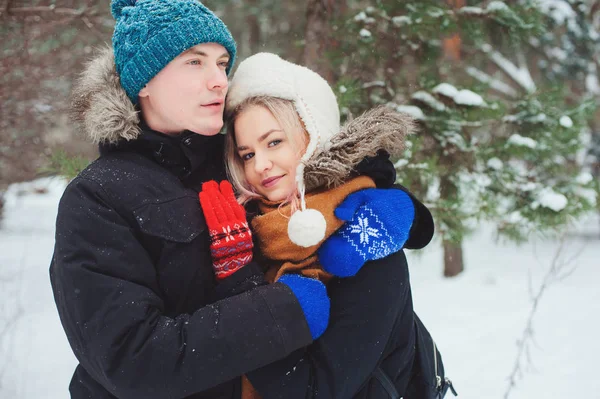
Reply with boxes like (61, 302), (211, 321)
(1, 0), (600, 398)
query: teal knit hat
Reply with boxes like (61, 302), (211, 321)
(111, 0), (236, 103)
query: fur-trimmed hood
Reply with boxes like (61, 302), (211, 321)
(70, 47), (416, 187)
(70, 46), (140, 144)
(303, 106), (416, 192)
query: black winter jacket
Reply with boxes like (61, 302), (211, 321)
(247, 250), (417, 399)
(50, 129), (316, 399)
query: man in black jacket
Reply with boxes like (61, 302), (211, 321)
(52, 1), (334, 397)
(51, 1), (434, 398)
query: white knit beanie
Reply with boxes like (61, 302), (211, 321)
(226, 52), (340, 248)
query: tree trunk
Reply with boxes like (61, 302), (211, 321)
(443, 239), (464, 277)
(439, 173), (465, 277)
(442, 0), (465, 62)
(303, 0), (337, 83)
(245, 0), (261, 57)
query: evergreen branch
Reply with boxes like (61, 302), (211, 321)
(480, 45), (536, 94)
(465, 66), (519, 98)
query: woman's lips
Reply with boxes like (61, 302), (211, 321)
(262, 175), (284, 188)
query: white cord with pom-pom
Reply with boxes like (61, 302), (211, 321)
(287, 163), (327, 247)
(287, 208), (327, 248)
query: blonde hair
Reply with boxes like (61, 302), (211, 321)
(225, 96), (309, 206)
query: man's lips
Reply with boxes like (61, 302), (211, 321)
(201, 99), (224, 107)
(262, 175), (284, 188)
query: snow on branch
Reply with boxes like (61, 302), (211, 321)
(466, 66), (519, 98)
(481, 44), (536, 94)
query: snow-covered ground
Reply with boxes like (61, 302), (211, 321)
(0, 177), (598, 399)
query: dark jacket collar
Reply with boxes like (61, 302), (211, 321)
(100, 122), (225, 182)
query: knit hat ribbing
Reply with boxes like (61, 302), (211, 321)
(226, 53), (340, 247)
(111, 0), (236, 104)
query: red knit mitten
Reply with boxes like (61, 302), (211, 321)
(199, 180), (253, 280)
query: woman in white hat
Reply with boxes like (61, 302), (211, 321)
(211, 53), (453, 399)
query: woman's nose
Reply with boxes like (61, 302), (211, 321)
(254, 153), (272, 173)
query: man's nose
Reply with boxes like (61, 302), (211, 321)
(207, 67), (228, 91)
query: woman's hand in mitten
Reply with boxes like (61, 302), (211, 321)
(317, 188), (415, 277)
(199, 180), (253, 280)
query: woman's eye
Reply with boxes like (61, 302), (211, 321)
(219, 61), (230, 68)
(241, 152), (254, 161)
(268, 139), (282, 147)
(189, 59), (201, 66)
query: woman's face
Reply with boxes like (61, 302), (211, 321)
(234, 105), (305, 202)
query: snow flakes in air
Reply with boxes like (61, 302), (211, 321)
(559, 115), (573, 128)
(507, 134), (538, 149)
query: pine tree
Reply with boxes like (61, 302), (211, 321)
(332, 0), (599, 276)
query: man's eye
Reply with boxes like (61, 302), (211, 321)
(268, 140), (282, 147)
(189, 59), (201, 65)
(241, 153), (254, 161)
(219, 61), (230, 68)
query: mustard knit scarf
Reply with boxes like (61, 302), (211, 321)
(251, 175), (376, 283)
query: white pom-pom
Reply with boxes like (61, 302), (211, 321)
(287, 209), (327, 248)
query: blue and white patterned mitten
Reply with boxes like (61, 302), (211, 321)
(317, 188), (415, 277)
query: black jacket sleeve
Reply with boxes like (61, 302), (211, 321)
(246, 251), (413, 398)
(50, 177), (313, 399)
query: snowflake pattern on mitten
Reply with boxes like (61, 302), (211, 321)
(338, 205), (394, 262)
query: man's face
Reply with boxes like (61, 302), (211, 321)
(138, 42), (230, 136)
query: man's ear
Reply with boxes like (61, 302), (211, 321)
(138, 85), (149, 98)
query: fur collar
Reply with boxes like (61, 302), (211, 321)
(303, 106), (416, 191)
(70, 45), (140, 144)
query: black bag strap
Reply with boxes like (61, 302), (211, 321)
(373, 366), (401, 399)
